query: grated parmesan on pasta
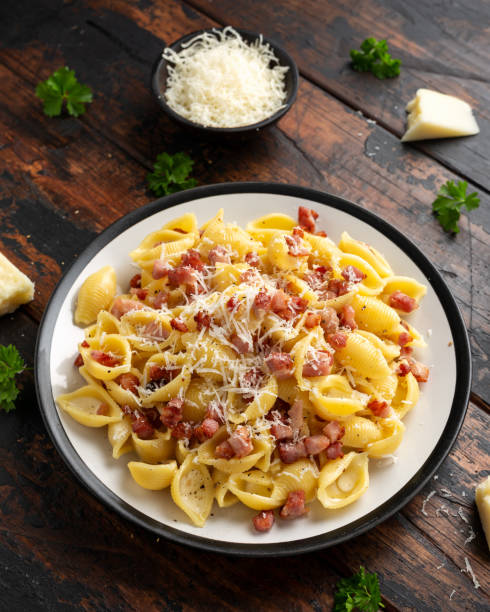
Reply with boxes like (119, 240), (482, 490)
(162, 27), (289, 128)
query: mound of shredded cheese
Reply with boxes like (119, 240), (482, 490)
(162, 27), (289, 128)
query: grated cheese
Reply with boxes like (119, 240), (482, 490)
(162, 27), (289, 128)
(421, 490), (436, 516)
(461, 556), (480, 589)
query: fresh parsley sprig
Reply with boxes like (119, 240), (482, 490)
(147, 152), (198, 197)
(432, 180), (480, 234)
(334, 566), (384, 612)
(0, 344), (26, 412)
(36, 66), (93, 117)
(350, 38), (401, 79)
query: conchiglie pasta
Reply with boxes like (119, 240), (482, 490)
(128, 460), (177, 490)
(335, 333), (391, 380)
(317, 452), (369, 509)
(57, 385), (122, 427)
(79, 334), (132, 381)
(75, 266), (117, 326)
(338, 232), (393, 278)
(228, 470), (278, 510)
(171, 454), (214, 527)
(350, 295), (401, 335)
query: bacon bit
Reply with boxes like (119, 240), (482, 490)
(271, 422), (293, 440)
(278, 440), (307, 464)
(341, 265), (366, 283)
(181, 249), (204, 271)
(408, 358), (430, 383)
(328, 332), (347, 349)
(325, 441), (344, 459)
(116, 373), (139, 395)
(304, 311), (322, 329)
(142, 320), (169, 340)
(205, 402), (225, 425)
(215, 440), (235, 459)
(288, 296), (308, 316)
(168, 265), (197, 288)
(230, 334), (252, 354)
(320, 307), (339, 335)
(81, 340), (90, 348)
(74, 353), (83, 367)
(288, 400), (304, 436)
(323, 420), (345, 443)
(304, 434), (330, 455)
(208, 245), (230, 265)
(160, 397), (184, 428)
(327, 278), (350, 297)
(229, 426), (254, 458)
(142, 406), (161, 428)
(315, 230), (327, 237)
(298, 206), (319, 233)
(132, 288), (148, 301)
(148, 364), (180, 382)
(240, 268), (259, 284)
(302, 350), (333, 377)
(152, 291), (168, 309)
(129, 273), (141, 289)
(194, 311), (211, 330)
(90, 350), (121, 367)
(253, 510), (275, 532)
(265, 352), (294, 380)
(152, 260), (170, 280)
(110, 297), (145, 319)
(132, 412), (154, 440)
(171, 421), (194, 440)
(170, 318), (188, 332)
(285, 234), (309, 257)
(271, 289), (289, 314)
(280, 490), (309, 519)
(339, 304), (357, 330)
(195, 418), (220, 442)
(96, 402), (109, 416)
(241, 368), (264, 394)
(400, 344), (413, 357)
(292, 226), (305, 239)
(389, 290), (418, 313)
(396, 361), (411, 377)
(245, 251), (260, 267)
(368, 399), (390, 418)
(226, 296), (239, 311)
(253, 290), (272, 315)
(398, 331), (413, 346)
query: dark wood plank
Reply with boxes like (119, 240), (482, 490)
(189, 0), (490, 190)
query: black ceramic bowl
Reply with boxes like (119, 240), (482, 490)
(151, 28), (299, 135)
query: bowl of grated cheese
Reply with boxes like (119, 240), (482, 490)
(152, 27), (298, 134)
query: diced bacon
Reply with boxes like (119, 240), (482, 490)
(129, 273), (141, 288)
(90, 350), (121, 367)
(168, 266), (198, 288)
(278, 440), (307, 464)
(205, 401), (225, 425)
(339, 304), (357, 330)
(152, 259), (170, 279)
(74, 353), (83, 367)
(110, 297), (145, 319)
(302, 350), (333, 377)
(316, 230), (327, 237)
(288, 296), (308, 317)
(271, 422), (293, 440)
(288, 400), (304, 436)
(142, 407), (161, 427)
(81, 340), (89, 348)
(142, 320), (169, 340)
(304, 311), (322, 329)
(208, 245), (230, 265)
(408, 358), (430, 383)
(292, 226), (305, 239)
(298, 206), (319, 233)
(279, 490), (309, 519)
(170, 318), (188, 332)
(323, 420), (345, 444)
(265, 352), (294, 380)
(152, 291), (168, 309)
(148, 364), (180, 382)
(304, 434), (330, 455)
(368, 399), (390, 418)
(327, 278), (350, 297)
(389, 290), (418, 313)
(230, 333), (252, 354)
(226, 296), (239, 311)
(130, 287), (149, 300)
(320, 307), (339, 335)
(253, 510), (275, 532)
(240, 268), (259, 284)
(285, 234), (309, 257)
(325, 441), (344, 460)
(341, 265), (366, 283)
(215, 440), (235, 459)
(271, 289), (289, 314)
(398, 331), (413, 346)
(195, 418), (220, 442)
(132, 413), (154, 440)
(396, 361), (411, 377)
(116, 373), (139, 395)
(181, 249), (204, 271)
(228, 426), (253, 458)
(253, 290), (272, 315)
(194, 311), (211, 330)
(328, 332), (347, 349)
(245, 251), (260, 267)
(160, 397), (184, 428)
(171, 421), (194, 440)
(400, 344), (413, 357)
(241, 368), (264, 394)
(96, 403), (109, 416)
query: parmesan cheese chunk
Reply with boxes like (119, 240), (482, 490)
(401, 89), (479, 142)
(0, 253), (35, 316)
(475, 476), (490, 550)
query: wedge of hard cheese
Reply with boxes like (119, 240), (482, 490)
(0, 252), (35, 316)
(476, 476), (490, 550)
(402, 89), (479, 142)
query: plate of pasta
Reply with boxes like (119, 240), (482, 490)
(36, 183), (470, 555)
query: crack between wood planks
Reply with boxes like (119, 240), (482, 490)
(85, 19), (153, 66)
(275, 126), (326, 183)
(470, 392), (490, 414)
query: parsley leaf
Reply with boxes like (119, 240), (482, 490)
(432, 180), (480, 233)
(334, 566), (384, 612)
(350, 38), (401, 79)
(36, 67), (93, 117)
(147, 152), (198, 197)
(0, 344), (26, 412)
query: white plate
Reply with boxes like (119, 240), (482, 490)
(35, 183), (471, 556)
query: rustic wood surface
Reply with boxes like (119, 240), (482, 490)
(0, 0), (488, 610)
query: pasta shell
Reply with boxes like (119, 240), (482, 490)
(128, 460), (177, 490)
(317, 452), (369, 509)
(171, 455), (214, 527)
(74, 266), (117, 326)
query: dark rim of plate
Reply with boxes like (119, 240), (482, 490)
(35, 182), (471, 558)
(151, 28), (299, 133)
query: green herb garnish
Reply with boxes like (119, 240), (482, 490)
(350, 38), (401, 79)
(432, 180), (480, 234)
(147, 152), (198, 196)
(36, 66), (93, 117)
(334, 566), (384, 612)
(0, 344), (26, 412)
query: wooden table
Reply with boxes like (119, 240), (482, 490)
(0, 0), (488, 609)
